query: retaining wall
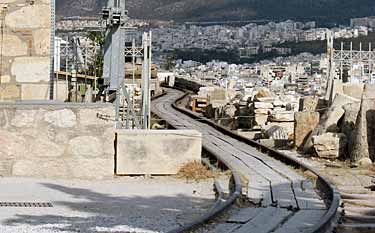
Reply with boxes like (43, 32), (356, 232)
(0, 103), (116, 179)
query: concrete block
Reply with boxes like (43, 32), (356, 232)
(116, 130), (202, 175)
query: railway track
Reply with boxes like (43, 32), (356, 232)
(151, 89), (340, 233)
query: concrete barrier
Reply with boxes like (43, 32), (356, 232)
(0, 103), (116, 179)
(116, 130), (202, 175)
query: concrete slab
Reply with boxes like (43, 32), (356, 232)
(116, 130), (202, 175)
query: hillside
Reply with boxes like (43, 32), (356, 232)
(56, 0), (375, 25)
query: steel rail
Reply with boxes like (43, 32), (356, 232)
(153, 88), (340, 233)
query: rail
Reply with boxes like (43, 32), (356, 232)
(155, 89), (340, 233)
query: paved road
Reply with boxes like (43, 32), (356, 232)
(0, 177), (214, 233)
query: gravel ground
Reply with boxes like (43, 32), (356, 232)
(0, 177), (215, 233)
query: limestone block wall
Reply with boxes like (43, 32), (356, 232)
(0, 0), (51, 101)
(0, 103), (116, 179)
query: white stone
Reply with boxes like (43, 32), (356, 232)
(5, 5), (50, 29)
(44, 109), (77, 128)
(2, 34), (28, 57)
(28, 138), (64, 158)
(116, 130), (202, 175)
(254, 114), (268, 126)
(68, 136), (103, 158)
(254, 102), (273, 109)
(11, 110), (38, 127)
(254, 109), (270, 114)
(270, 111), (295, 122)
(12, 57), (50, 83)
(32, 29), (50, 56)
(0, 75), (11, 83)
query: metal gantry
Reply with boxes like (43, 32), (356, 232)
(102, 0), (153, 129)
(327, 32), (375, 83)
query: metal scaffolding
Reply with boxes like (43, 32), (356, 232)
(101, 0), (152, 129)
(327, 32), (375, 83)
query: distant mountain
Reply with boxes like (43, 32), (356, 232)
(57, 0), (375, 25)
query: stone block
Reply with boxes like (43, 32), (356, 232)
(342, 102), (360, 148)
(28, 138), (65, 158)
(255, 88), (273, 98)
(254, 109), (270, 114)
(68, 136), (103, 158)
(79, 107), (114, 127)
(10, 110), (39, 127)
(0, 157), (13, 177)
(116, 130), (202, 175)
(350, 84), (375, 163)
(12, 160), (72, 179)
(1, 34), (28, 57)
(0, 75), (11, 83)
(254, 102), (273, 109)
(303, 93), (359, 153)
(20, 83), (49, 100)
(299, 96), (319, 112)
(44, 109), (77, 128)
(312, 133), (347, 159)
(0, 130), (27, 158)
(0, 84), (20, 100)
(253, 114), (268, 126)
(67, 158), (113, 179)
(32, 29), (50, 56)
(270, 111), (294, 122)
(294, 112), (319, 150)
(5, 5), (50, 29)
(12, 57), (49, 83)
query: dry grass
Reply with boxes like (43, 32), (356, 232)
(177, 161), (214, 181)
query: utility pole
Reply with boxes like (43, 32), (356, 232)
(142, 32), (152, 129)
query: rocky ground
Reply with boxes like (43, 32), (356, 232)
(0, 177), (215, 233)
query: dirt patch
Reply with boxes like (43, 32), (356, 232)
(177, 161), (214, 181)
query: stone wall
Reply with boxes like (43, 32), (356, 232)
(0, 103), (116, 179)
(0, 0), (51, 101)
